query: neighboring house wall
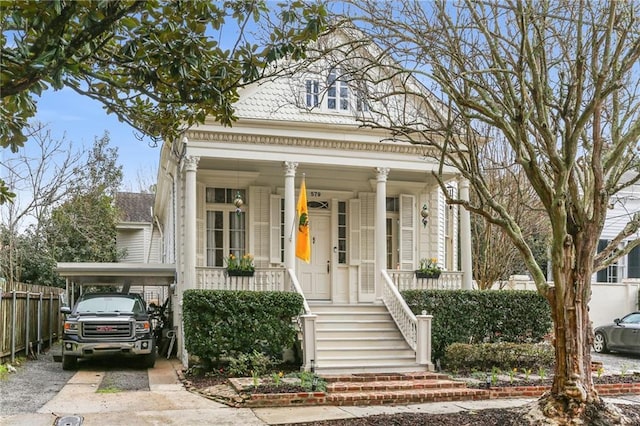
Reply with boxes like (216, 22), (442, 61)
(115, 192), (162, 263)
(596, 179), (640, 283)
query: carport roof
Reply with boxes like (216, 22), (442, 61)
(56, 262), (176, 286)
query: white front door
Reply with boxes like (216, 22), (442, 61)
(298, 214), (331, 300)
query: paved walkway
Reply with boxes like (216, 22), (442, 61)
(2, 358), (640, 426)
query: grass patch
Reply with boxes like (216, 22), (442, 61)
(96, 386), (121, 394)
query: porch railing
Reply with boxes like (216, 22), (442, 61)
(381, 270), (433, 368)
(387, 270), (463, 290)
(195, 267), (286, 291)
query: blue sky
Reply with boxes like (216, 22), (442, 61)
(28, 87), (160, 190)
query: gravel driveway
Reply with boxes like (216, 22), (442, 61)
(0, 343), (149, 416)
(0, 344), (75, 416)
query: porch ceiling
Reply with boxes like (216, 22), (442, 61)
(55, 262), (176, 286)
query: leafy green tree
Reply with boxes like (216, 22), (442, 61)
(0, 0), (327, 201)
(45, 133), (123, 264)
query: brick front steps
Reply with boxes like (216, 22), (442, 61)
(185, 371), (640, 409)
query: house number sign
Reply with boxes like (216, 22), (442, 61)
(310, 191), (321, 197)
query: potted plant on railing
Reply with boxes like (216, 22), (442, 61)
(415, 258), (442, 279)
(225, 253), (255, 277)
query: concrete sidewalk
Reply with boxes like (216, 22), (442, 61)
(3, 358), (640, 426)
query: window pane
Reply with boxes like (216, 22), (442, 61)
(207, 211), (224, 266)
(214, 188), (225, 203)
(229, 211), (246, 255)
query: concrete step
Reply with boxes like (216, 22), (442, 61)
(314, 363), (425, 375)
(309, 303), (423, 374)
(315, 319), (397, 330)
(309, 304), (388, 314)
(316, 336), (406, 349)
(316, 347), (416, 358)
(315, 312), (392, 321)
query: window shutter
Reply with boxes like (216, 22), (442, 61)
(597, 239), (609, 282)
(270, 194), (283, 264)
(249, 187), (271, 268)
(360, 193), (375, 295)
(349, 199), (361, 265)
(399, 194), (416, 270)
(629, 244), (640, 279)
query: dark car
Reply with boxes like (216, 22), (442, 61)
(593, 312), (640, 354)
(60, 292), (156, 370)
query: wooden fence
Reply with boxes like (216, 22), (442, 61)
(0, 281), (64, 363)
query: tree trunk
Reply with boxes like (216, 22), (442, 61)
(532, 240), (628, 424)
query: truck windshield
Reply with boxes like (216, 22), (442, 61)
(76, 297), (143, 313)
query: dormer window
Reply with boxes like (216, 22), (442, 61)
(328, 69), (349, 111)
(303, 68), (369, 113)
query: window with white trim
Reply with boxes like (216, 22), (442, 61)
(205, 187), (247, 267)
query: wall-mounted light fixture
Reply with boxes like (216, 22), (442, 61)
(421, 203), (429, 228)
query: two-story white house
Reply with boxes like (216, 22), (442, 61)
(153, 30), (473, 373)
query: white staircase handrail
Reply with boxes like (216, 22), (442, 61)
(287, 268), (311, 315)
(381, 269), (417, 351)
(286, 268), (316, 371)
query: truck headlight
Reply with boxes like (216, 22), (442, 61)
(135, 321), (150, 333)
(64, 322), (78, 334)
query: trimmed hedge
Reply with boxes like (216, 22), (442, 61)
(444, 342), (555, 373)
(183, 290), (304, 363)
(401, 289), (552, 363)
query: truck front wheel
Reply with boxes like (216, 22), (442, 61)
(62, 354), (77, 370)
(141, 348), (156, 368)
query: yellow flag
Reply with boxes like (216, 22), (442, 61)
(296, 178), (311, 263)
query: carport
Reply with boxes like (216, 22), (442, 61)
(56, 262), (176, 307)
(56, 262), (179, 361)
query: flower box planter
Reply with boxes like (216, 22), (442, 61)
(415, 271), (441, 279)
(226, 270), (255, 277)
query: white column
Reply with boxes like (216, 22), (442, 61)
(283, 162), (298, 272)
(375, 167), (390, 299)
(183, 155), (199, 290)
(459, 178), (473, 289)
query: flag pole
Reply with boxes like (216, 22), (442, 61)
(288, 173), (305, 241)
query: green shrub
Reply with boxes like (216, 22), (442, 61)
(183, 290), (304, 365)
(228, 350), (275, 377)
(402, 289), (552, 362)
(444, 342), (555, 373)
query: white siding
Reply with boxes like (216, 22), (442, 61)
(117, 229), (145, 262)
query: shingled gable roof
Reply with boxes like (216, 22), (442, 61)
(116, 192), (154, 223)
(230, 25), (446, 133)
